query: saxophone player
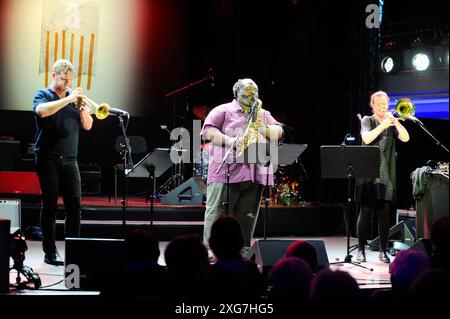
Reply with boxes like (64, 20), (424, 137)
(200, 78), (283, 257)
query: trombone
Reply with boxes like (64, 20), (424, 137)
(388, 98), (415, 121)
(82, 96), (111, 120)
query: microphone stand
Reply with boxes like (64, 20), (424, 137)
(117, 114), (133, 238)
(164, 70), (213, 190)
(410, 117), (449, 153)
(216, 102), (257, 173)
(164, 71), (214, 129)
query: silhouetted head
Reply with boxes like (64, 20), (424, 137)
(164, 235), (209, 278)
(209, 216), (244, 260)
(389, 249), (430, 297)
(286, 240), (319, 273)
(410, 269), (450, 300)
(125, 229), (160, 264)
(431, 216), (449, 250)
(269, 257), (312, 300)
(309, 269), (360, 300)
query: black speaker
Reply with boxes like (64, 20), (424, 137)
(161, 177), (206, 205)
(80, 171), (101, 194)
(65, 238), (125, 290)
(409, 238), (433, 257)
(369, 220), (416, 251)
(245, 239), (329, 274)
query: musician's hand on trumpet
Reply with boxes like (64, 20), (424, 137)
(69, 89), (93, 130)
(79, 101), (91, 114)
(68, 87), (85, 108)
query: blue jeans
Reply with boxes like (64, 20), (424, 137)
(36, 155), (81, 255)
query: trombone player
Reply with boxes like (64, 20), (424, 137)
(33, 59), (93, 265)
(355, 91), (410, 264)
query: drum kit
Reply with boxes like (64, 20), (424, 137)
(193, 142), (210, 181)
(192, 105), (212, 181)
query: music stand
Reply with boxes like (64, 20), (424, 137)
(127, 148), (173, 226)
(237, 143), (307, 240)
(320, 145), (380, 271)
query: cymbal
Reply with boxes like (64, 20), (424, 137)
(192, 105), (211, 120)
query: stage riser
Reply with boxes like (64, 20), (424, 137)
(254, 205), (344, 237)
(58, 224), (203, 241)
(21, 203), (345, 241)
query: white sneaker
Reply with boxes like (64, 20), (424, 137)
(207, 249), (216, 263)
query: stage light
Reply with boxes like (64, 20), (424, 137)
(412, 52), (431, 71)
(432, 45), (449, 66)
(381, 56), (395, 73)
(380, 52), (401, 74)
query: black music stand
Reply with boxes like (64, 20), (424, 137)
(237, 143), (307, 240)
(320, 145), (380, 271)
(127, 148), (173, 226)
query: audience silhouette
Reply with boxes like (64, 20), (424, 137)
(268, 257), (312, 301)
(286, 240), (320, 274)
(209, 216), (266, 300)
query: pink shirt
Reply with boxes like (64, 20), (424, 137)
(200, 99), (280, 185)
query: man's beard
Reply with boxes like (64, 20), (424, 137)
(238, 95), (256, 108)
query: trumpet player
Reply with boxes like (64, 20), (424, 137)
(355, 91), (410, 264)
(200, 78), (283, 257)
(33, 59), (93, 266)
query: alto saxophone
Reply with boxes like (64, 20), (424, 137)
(236, 99), (263, 157)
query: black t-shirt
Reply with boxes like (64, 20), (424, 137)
(33, 88), (80, 157)
(355, 115), (397, 203)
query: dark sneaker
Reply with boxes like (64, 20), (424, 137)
(44, 251), (64, 266)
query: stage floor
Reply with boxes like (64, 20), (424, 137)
(6, 236), (392, 296)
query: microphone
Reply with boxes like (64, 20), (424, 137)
(406, 114), (421, 123)
(160, 124), (176, 140)
(356, 113), (362, 123)
(108, 108), (129, 116)
(208, 68), (215, 87)
(251, 98), (259, 122)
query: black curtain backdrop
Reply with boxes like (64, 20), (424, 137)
(0, 0), (448, 209)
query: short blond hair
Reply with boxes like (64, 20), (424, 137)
(52, 59), (74, 75)
(370, 90), (390, 108)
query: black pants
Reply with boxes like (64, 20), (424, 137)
(36, 155), (81, 255)
(357, 201), (391, 252)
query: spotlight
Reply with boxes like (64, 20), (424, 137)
(412, 52), (431, 71)
(380, 52), (401, 74)
(381, 56), (395, 73)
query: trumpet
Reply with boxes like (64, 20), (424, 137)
(387, 98), (415, 121)
(83, 96), (111, 120)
